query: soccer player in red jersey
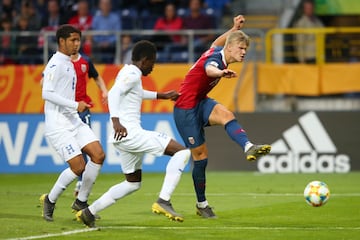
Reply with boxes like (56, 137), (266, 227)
(174, 15), (271, 218)
(71, 43), (108, 197)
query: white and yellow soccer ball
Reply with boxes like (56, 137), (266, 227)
(303, 181), (330, 207)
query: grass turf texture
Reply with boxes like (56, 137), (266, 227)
(0, 172), (359, 240)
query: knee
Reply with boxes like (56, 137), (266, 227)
(125, 181), (141, 192)
(71, 164), (86, 176)
(92, 151), (105, 164)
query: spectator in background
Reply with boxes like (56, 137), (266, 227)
(68, 0), (93, 56)
(14, 0), (41, 30)
(68, 0), (93, 31)
(91, 0), (121, 63)
(153, 3), (184, 49)
(0, 17), (15, 64)
(15, 15), (40, 64)
(293, 0), (324, 64)
(38, 0), (68, 54)
(40, 0), (67, 30)
(182, 0), (215, 53)
(120, 34), (133, 64)
(1, 0), (17, 24)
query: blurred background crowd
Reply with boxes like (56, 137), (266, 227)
(1, 0), (360, 66)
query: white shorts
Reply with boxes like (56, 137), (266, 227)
(112, 128), (171, 174)
(45, 123), (98, 162)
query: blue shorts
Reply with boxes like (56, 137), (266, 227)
(174, 98), (217, 148)
(78, 108), (91, 127)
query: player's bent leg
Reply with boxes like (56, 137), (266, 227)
(75, 142), (104, 206)
(152, 148), (190, 222)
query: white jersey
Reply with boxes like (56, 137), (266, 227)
(108, 64), (157, 143)
(42, 51), (82, 132)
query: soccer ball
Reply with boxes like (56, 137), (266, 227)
(303, 181), (330, 207)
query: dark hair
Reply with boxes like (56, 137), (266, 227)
(56, 24), (81, 44)
(131, 40), (157, 61)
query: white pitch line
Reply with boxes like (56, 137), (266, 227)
(5, 225), (360, 240)
(5, 228), (99, 240)
(143, 192), (360, 197)
(102, 226), (360, 231)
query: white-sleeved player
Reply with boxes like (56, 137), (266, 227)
(76, 40), (191, 228)
(40, 24), (105, 222)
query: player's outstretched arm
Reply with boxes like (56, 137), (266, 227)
(157, 90), (180, 101)
(95, 75), (108, 104)
(211, 15), (245, 48)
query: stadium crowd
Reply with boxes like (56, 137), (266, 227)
(0, 0), (234, 64)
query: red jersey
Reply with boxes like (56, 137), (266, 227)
(72, 54), (99, 106)
(175, 47), (227, 109)
(68, 15), (93, 31)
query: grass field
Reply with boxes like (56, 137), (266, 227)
(1, 172), (359, 240)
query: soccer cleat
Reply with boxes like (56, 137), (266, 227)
(76, 208), (96, 228)
(245, 144), (271, 161)
(152, 198), (184, 222)
(71, 198), (89, 212)
(196, 205), (217, 218)
(71, 199), (101, 220)
(39, 194), (55, 222)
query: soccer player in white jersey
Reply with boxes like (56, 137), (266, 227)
(40, 24), (105, 222)
(76, 40), (191, 227)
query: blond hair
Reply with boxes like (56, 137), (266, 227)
(224, 30), (250, 48)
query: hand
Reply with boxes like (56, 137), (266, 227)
(222, 69), (237, 78)
(233, 15), (245, 30)
(112, 117), (127, 141)
(160, 90), (180, 101)
(77, 101), (91, 112)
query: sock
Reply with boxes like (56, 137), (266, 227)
(192, 159), (208, 202)
(225, 119), (251, 151)
(197, 200), (209, 208)
(159, 149), (191, 201)
(77, 160), (101, 202)
(88, 181), (141, 215)
(48, 168), (77, 203)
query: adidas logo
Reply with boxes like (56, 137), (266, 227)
(258, 111), (350, 173)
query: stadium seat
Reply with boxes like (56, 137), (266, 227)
(120, 8), (138, 30)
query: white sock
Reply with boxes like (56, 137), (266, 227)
(244, 142), (253, 153)
(77, 160), (101, 202)
(197, 200), (209, 208)
(89, 181), (141, 215)
(48, 168), (77, 203)
(159, 149), (191, 201)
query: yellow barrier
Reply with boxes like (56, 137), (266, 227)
(265, 27), (360, 64)
(257, 63), (360, 95)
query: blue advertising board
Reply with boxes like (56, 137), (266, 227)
(0, 113), (188, 173)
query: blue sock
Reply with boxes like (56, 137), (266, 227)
(225, 119), (249, 150)
(192, 159), (208, 202)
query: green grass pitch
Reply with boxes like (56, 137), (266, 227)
(0, 172), (359, 240)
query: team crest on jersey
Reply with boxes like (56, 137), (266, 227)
(188, 137), (195, 145)
(81, 64), (87, 73)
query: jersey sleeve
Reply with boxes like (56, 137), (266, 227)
(85, 56), (99, 79)
(204, 47), (224, 70)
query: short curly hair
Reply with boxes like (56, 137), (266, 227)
(131, 40), (157, 62)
